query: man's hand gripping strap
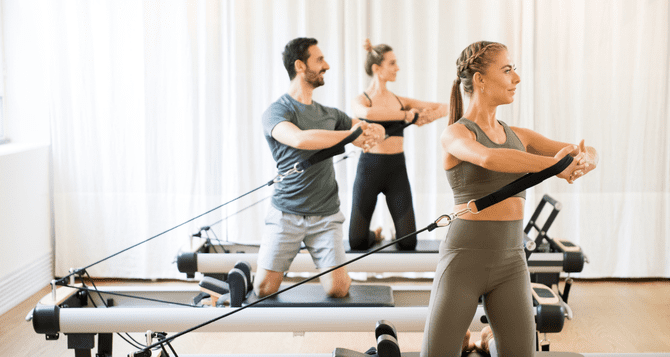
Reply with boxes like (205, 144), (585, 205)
(295, 126), (364, 172)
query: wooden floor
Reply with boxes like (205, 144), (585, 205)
(1, 279), (669, 356)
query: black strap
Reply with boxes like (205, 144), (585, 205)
(472, 154), (574, 212)
(384, 113), (419, 138)
(295, 126), (363, 172)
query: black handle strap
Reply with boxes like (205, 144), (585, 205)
(384, 112), (419, 138)
(472, 154), (574, 212)
(295, 126), (363, 172)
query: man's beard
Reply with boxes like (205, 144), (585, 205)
(305, 66), (325, 88)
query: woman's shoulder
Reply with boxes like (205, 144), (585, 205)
(353, 92), (372, 106)
(442, 120), (476, 141)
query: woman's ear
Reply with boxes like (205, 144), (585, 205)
(371, 63), (379, 74)
(473, 71), (484, 86)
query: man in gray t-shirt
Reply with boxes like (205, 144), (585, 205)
(254, 38), (384, 298)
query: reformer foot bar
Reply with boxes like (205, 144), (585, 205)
(30, 261), (570, 357)
(30, 283), (565, 334)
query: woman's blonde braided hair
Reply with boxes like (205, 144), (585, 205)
(450, 41), (507, 124)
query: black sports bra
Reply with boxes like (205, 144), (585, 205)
(360, 92), (406, 137)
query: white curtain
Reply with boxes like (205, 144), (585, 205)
(33, 0), (667, 279)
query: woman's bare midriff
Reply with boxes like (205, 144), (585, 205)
(367, 136), (404, 154)
(453, 196), (525, 221)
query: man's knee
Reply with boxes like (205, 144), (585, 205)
(325, 284), (349, 298)
(254, 282), (279, 298)
(253, 268), (283, 297)
(325, 274), (351, 298)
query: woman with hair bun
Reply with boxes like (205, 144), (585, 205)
(421, 41), (597, 357)
(348, 39), (448, 251)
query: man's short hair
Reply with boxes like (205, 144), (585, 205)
(282, 37), (318, 80)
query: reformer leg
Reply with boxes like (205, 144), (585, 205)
(67, 333), (94, 357)
(97, 333), (113, 357)
(560, 278), (573, 303)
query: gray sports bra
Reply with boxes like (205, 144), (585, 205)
(446, 118), (527, 205)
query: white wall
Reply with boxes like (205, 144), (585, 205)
(0, 144), (52, 316)
(2, 0), (51, 144)
(0, 0), (53, 315)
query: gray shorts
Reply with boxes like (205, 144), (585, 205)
(257, 205), (347, 272)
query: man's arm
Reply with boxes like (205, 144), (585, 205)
(271, 121), (358, 150)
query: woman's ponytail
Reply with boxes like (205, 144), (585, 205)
(449, 77), (463, 125)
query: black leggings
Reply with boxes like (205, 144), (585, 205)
(348, 152), (417, 250)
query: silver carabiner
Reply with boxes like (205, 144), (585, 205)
(452, 200), (479, 219)
(273, 162), (304, 183)
(435, 200), (480, 228)
(434, 214), (453, 228)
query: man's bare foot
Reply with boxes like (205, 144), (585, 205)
(374, 227), (383, 243)
(462, 329), (474, 351)
(474, 326), (494, 352)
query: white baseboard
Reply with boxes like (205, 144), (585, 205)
(0, 252), (52, 316)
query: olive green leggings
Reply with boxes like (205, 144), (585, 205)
(421, 219), (535, 357)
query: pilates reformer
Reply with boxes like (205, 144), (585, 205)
(30, 213), (574, 357)
(176, 195), (586, 284)
(29, 263), (568, 357)
(28, 276), (666, 357)
(27, 131), (591, 356)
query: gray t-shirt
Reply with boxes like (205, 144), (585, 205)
(262, 93), (353, 216)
